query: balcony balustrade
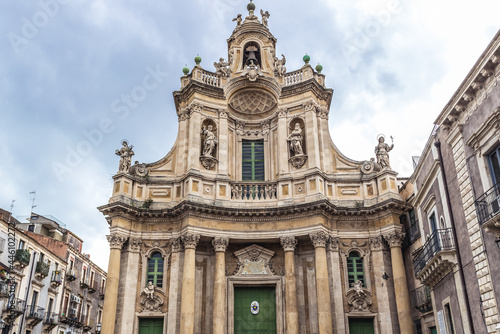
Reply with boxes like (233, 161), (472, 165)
(230, 181), (277, 200)
(43, 312), (60, 332)
(51, 271), (62, 287)
(35, 261), (50, 278)
(413, 228), (457, 287)
(3, 298), (26, 323)
(88, 280), (97, 294)
(475, 182), (500, 237)
(80, 277), (89, 289)
(410, 285), (432, 313)
(66, 268), (77, 281)
(404, 220), (421, 247)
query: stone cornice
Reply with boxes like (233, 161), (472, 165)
(281, 78), (333, 107)
(173, 80), (225, 111)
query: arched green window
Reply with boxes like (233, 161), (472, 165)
(347, 251), (364, 287)
(147, 252), (164, 288)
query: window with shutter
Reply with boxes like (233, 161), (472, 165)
(242, 140), (264, 181)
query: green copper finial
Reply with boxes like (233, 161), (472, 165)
(182, 65), (189, 75)
(303, 54), (310, 65)
(315, 63), (323, 73)
(247, 0), (255, 14)
(194, 55), (202, 65)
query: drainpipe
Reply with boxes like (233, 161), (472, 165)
(18, 251), (37, 334)
(434, 140), (473, 332)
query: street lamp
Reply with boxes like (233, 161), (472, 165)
(0, 319), (5, 329)
(96, 323), (101, 334)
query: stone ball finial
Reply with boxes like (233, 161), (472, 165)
(315, 63), (323, 73)
(194, 55), (202, 65)
(182, 65), (190, 75)
(303, 54), (310, 65)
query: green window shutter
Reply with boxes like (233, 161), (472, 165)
(146, 252), (164, 288)
(347, 251), (365, 287)
(242, 140), (264, 181)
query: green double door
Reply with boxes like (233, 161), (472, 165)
(234, 286), (276, 334)
(349, 318), (375, 334)
(139, 318), (163, 334)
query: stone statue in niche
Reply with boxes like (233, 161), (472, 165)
(274, 54), (286, 76)
(143, 281), (155, 299)
(232, 14), (242, 28)
(115, 140), (134, 173)
(202, 125), (218, 157)
(260, 9), (270, 27)
(375, 135), (394, 170)
(287, 123), (304, 156)
(214, 57), (231, 77)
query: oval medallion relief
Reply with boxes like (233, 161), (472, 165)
(229, 89), (277, 117)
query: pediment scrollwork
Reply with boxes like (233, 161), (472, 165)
(140, 282), (166, 313)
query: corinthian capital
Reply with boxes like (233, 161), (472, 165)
(384, 232), (405, 248)
(310, 232), (329, 248)
(181, 233), (200, 250)
(280, 236), (297, 252)
(127, 238), (142, 252)
(170, 238), (182, 253)
(369, 236), (385, 251)
(212, 237), (229, 252)
(106, 234), (127, 249)
(327, 237), (339, 251)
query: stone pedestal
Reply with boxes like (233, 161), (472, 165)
(212, 237), (229, 334)
(281, 236), (299, 334)
(310, 232), (333, 334)
(385, 232), (414, 334)
(102, 234), (127, 334)
(179, 234), (200, 334)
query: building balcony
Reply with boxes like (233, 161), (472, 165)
(99, 288), (105, 300)
(66, 268), (77, 281)
(3, 298), (26, 323)
(0, 279), (10, 298)
(14, 249), (30, 268)
(88, 280), (97, 294)
(26, 306), (45, 328)
(413, 228), (457, 287)
(51, 271), (62, 288)
(404, 220), (421, 247)
(43, 312), (60, 332)
(475, 182), (500, 237)
(61, 309), (83, 327)
(411, 285), (433, 313)
(80, 277), (89, 289)
(35, 261), (50, 279)
(230, 181), (277, 200)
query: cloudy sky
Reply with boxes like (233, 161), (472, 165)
(1, 0), (499, 271)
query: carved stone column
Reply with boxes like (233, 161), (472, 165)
(217, 110), (228, 176)
(326, 237), (345, 333)
(180, 234), (200, 334)
(310, 232), (333, 334)
(385, 232), (414, 334)
(167, 238), (182, 334)
(102, 234), (127, 334)
(212, 237), (229, 334)
(116, 238), (142, 334)
(280, 236), (299, 334)
(369, 236), (396, 333)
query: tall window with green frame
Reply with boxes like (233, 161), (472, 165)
(347, 251), (365, 287)
(242, 140), (264, 181)
(147, 252), (164, 288)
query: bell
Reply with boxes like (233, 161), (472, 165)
(245, 46), (259, 66)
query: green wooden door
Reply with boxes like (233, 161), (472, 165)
(430, 327), (438, 334)
(139, 318), (163, 334)
(234, 286), (276, 334)
(349, 318), (375, 334)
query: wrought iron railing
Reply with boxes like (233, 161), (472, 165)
(404, 220), (421, 247)
(43, 312), (60, 325)
(475, 182), (500, 226)
(36, 261), (50, 277)
(15, 249), (30, 266)
(411, 285), (432, 313)
(230, 182), (277, 200)
(6, 298), (26, 313)
(413, 228), (454, 274)
(27, 306), (45, 320)
(88, 280), (97, 293)
(51, 271), (62, 285)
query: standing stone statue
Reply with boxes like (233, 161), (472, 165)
(260, 9), (270, 27)
(375, 135), (394, 169)
(202, 125), (218, 157)
(274, 54), (286, 76)
(287, 123), (304, 156)
(214, 58), (231, 77)
(115, 140), (134, 173)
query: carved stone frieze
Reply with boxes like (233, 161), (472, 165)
(304, 102), (318, 112)
(280, 236), (297, 252)
(384, 232), (405, 248)
(310, 232), (329, 248)
(106, 234), (127, 250)
(181, 234), (200, 250)
(212, 237), (229, 252)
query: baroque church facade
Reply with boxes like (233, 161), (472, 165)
(99, 3), (415, 334)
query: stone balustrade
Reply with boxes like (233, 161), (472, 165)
(230, 181), (277, 200)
